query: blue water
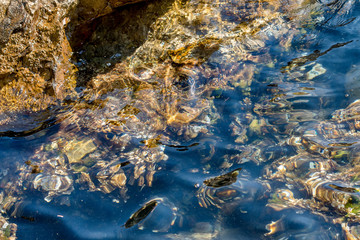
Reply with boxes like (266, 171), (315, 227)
(2, 0), (360, 239)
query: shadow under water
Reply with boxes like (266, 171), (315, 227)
(67, 0), (176, 87)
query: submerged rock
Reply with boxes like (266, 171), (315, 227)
(0, 214), (16, 240)
(62, 138), (96, 164)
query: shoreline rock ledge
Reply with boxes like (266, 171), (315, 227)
(0, 0), (147, 133)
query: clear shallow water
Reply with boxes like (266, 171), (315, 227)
(2, 0), (360, 239)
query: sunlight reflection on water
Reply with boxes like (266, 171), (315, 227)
(1, 0), (360, 239)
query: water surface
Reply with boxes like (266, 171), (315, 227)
(1, 0), (360, 239)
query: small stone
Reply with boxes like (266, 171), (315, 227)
(63, 138), (96, 164)
(306, 63), (326, 80)
(110, 173), (127, 188)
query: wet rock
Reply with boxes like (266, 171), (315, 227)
(33, 174), (73, 202)
(62, 138), (96, 164)
(76, 0), (149, 23)
(0, 0), (26, 45)
(0, 0), (149, 133)
(197, 169), (270, 210)
(0, 0), (77, 132)
(0, 214), (16, 240)
(306, 63), (326, 80)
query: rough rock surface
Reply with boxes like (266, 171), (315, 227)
(0, 0), (147, 133)
(76, 0), (149, 23)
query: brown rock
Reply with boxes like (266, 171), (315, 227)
(76, 0), (149, 23)
(62, 138), (97, 164)
(0, 0), (78, 132)
(0, 0), (26, 45)
(0, 0), (148, 134)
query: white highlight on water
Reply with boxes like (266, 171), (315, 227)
(188, 77), (196, 98)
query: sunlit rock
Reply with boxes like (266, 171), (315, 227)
(62, 138), (97, 164)
(0, 0), (149, 134)
(306, 63), (326, 80)
(0, 214), (16, 240)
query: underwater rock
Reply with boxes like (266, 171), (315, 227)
(0, 214), (16, 240)
(306, 63), (326, 80)
(197, 169), (270, 210)
(33, 174), (73, 202)
(124, 198), (178, 232)
(124, 199), (159, 228)
(62, 138), (96, 164)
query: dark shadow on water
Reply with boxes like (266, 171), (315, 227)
(66, 0), (176, 87)
(0, 115), (57, 138)
(0, 106), (64, 138)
